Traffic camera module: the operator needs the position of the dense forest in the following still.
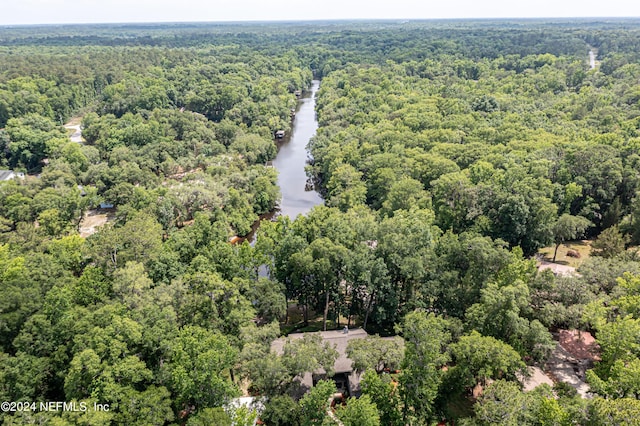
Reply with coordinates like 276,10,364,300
2,19,640,425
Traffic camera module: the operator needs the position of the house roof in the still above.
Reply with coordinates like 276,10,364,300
558,329,600,361
0,170,15,181
271,328,403,397
271,328,369,374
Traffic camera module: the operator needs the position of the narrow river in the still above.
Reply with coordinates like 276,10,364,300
240,80,324,244
273,80,324,218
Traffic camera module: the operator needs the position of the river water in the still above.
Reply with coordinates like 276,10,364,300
273,80,324,218
589,50,596,70
240,80,324,244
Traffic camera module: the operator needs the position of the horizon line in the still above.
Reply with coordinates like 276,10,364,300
2,16,640,29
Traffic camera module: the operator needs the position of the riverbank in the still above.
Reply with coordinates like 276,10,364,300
232,80,324,244
272,80,324,219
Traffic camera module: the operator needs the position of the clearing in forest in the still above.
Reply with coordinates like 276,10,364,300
79,209,114,237
538,240,592,269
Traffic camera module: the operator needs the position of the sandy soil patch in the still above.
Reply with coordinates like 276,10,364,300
64,117,84,143
538,240,592,268
79,209,114,237
537,260,579,276
518,366,555,392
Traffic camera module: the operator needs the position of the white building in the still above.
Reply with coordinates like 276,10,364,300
0,170,25,181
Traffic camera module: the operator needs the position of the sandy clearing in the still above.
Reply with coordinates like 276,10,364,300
518,366,555,392
79,209,114,237
64,117,84,143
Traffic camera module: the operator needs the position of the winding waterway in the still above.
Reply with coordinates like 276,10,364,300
273,80,324,218
240,80,324,245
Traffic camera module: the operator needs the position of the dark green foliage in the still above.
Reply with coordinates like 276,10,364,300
261,395,302,426
592,225,628,258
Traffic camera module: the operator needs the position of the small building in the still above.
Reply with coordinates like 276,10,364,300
0,170,25,181
275,130,285,139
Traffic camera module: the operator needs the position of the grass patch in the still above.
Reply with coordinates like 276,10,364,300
64,116,83,126
280,302,363,336
538,240,592,268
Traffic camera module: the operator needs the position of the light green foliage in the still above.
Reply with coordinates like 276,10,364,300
615,272,640,317
229,405,259,426
587,315,640,392
238,323,289,396
87,212,163,271
299,380,337,426
535,397,571,426
238,325,337,397
449,331,526,389
46,234,85,274
165,326,238,409
587,358,640,398
170,270,255,335
327,163,367,212
3,20,640,425
64,349,102,399
287,236,349,330
380,177,431,217
598,316,640,366
3,113,68,170
111,261,153,309
399,311,451,423
224,187,258,236
430,231,512,317
526,384,573,426
376,209,438,324
360,369,402,426
346,335,404,373
335,394,381,426
431,171,476,233
251,169,280,214
186,407,232,426
283,334,339,379
0,243,24,281
587,398,640,426
106,385,174,426
583,272,640,398
229,133,277,165
466,253,554,362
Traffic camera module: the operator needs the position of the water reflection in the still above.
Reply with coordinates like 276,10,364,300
272,79,324,218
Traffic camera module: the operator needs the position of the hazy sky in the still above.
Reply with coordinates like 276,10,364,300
2,0,639,26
